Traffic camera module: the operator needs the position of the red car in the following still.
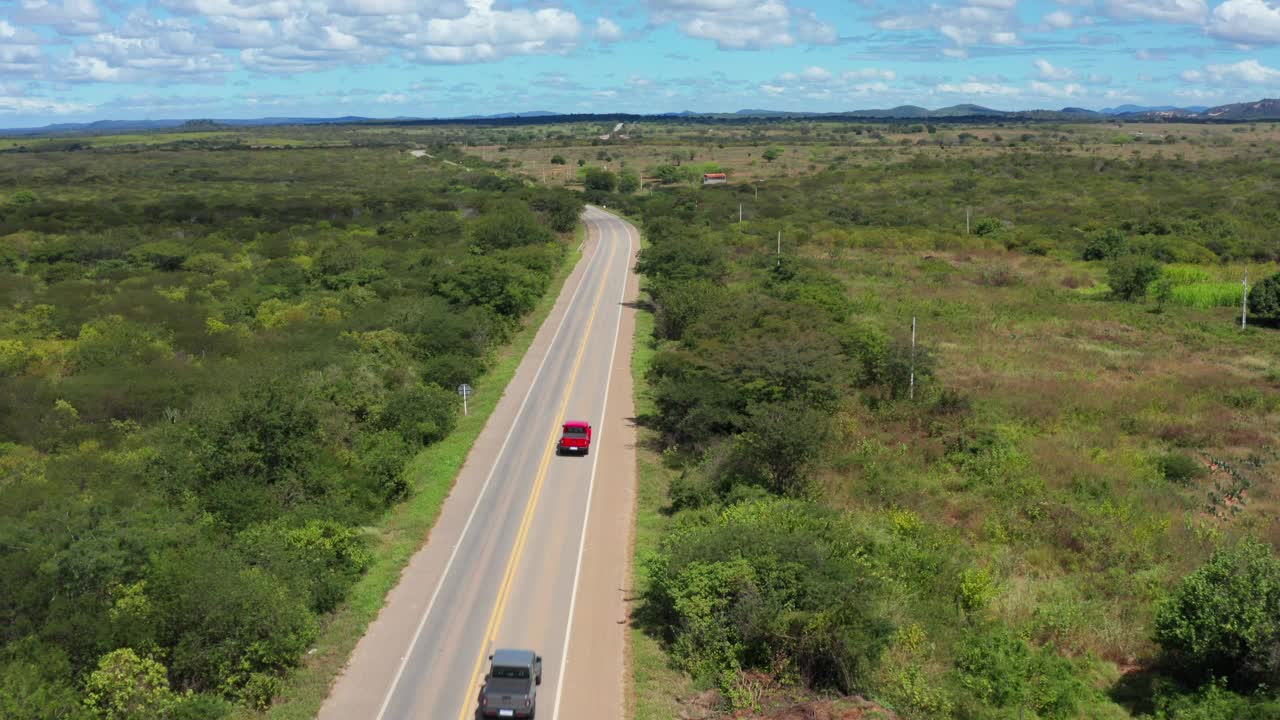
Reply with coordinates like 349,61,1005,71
556,421,592,456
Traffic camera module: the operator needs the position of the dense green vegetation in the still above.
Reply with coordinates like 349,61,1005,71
0,144,581,716
613,152,1280,718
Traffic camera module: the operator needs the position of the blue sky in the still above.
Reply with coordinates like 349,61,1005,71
5,0,1280,126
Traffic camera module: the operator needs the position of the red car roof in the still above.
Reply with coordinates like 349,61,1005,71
563,420,590,428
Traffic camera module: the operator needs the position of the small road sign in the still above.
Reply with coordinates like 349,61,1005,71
458,383,472,415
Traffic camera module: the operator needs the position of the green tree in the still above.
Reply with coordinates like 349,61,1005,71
1155,537,1280,690
618,171,641,194
726,400,832,497
583,167,617,192
549,154,566,165
1249,272,1280,319
83,648,177,720
1107,255,1163,301
1083,228,1127,261
762,146,784,163
0,639,88,720
468,202,555,253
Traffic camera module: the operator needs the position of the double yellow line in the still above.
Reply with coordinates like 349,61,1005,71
454,228,618,720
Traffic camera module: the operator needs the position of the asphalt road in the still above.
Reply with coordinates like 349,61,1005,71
320,206,638,720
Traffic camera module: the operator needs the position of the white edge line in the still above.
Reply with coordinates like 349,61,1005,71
550,208,633,720
373,210,606,720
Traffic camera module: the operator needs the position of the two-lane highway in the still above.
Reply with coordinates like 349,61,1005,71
321,206,638,720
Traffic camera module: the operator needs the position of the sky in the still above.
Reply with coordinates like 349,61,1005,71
5,0,1280,126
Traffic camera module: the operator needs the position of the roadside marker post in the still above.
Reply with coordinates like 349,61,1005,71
458,383,472,416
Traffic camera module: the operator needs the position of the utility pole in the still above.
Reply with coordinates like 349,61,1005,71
1242,267,1249,330
739,203,743,223
909,317,917,401
965,207,971,235
777,230,781,255
754,183,758,200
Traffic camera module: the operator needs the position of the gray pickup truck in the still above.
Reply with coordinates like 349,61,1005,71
480,648,542,718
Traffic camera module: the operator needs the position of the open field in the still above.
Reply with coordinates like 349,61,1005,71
467,120,1280,185
604,148,1280,718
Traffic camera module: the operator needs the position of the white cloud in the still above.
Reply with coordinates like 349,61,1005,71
0,21,45,74
594,17,624,42
793,7,838,43
1182,58,1280,84
0,94,92,115
799,65,831,81
646,0,836,50
1102,0,1206,24
376,92,407,103
64,29,235,82
760,83,785,94
1208,0,1280,44
1029,80,1086,97
15,0,107,36
159,0,299,21
935,81,1018,95
1044,10,1075,27
878,2,1020,56
410,1,581,63
1035,58,1074,80
843,67,896,81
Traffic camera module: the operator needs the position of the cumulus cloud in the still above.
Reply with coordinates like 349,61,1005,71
1208,0,1280,44
1029,80,1086,97
407,1,581,63
1102,0,1206,24
1035,58,1074,80
646,0,837,50
0,21,46,75
15,0,107,36
63,26,236,82
594,17,624,42
877,1,1021,56
1043,10,1075,28
48,0,587,78
1182,58,1280,85
843,67,896,81
0,94,93,115
935,81,1018,95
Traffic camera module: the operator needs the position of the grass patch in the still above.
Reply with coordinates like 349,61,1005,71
236,236,584,720
1170,282,1244,309
628,243,699,720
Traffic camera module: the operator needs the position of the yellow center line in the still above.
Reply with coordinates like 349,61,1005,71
454,226,617,720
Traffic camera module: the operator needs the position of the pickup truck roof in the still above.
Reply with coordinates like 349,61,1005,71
491,648,537,667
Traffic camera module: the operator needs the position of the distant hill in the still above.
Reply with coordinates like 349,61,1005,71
7,97,1280,137
453,111,558,120
1102,104,1209,115
1202,98,1280,120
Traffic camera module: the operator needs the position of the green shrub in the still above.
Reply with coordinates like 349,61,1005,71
1155,537,1280,690
1083,228,1127,261
1158,453,1207,485
1250,272,1280,319
642,499,892,694
1153,680,1280,719
953,626,1093,718
1107,255,1163,301
82,648,177,720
